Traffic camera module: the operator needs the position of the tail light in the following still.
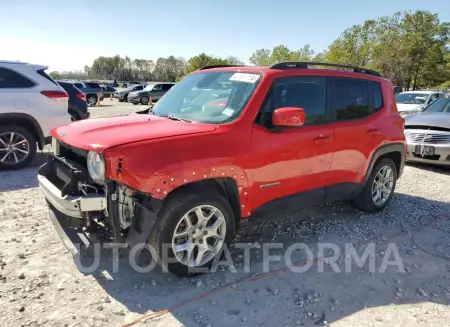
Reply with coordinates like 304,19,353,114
76,93,86,101
41,90,68,99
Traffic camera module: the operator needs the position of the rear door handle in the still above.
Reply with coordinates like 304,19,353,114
367,128,381,135
314,134,333,143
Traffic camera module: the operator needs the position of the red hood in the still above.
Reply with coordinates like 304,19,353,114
51,114,218,152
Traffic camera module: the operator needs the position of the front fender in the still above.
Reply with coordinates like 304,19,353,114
103,124,253,215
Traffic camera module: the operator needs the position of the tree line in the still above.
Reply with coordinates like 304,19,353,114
50,10,449,90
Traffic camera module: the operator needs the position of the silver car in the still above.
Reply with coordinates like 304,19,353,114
404,93,450,166
396,91,444,117
114,84,145,102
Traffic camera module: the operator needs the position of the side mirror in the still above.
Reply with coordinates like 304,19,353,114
272,107,305,127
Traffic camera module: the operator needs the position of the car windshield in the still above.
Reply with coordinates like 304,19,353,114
151,71,260,123
423,94,450,113
396,92,429,104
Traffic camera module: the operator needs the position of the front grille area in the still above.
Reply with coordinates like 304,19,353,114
59,141,88,166
405,131,450,144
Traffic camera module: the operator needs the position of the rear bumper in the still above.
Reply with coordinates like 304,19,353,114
406,143,450,166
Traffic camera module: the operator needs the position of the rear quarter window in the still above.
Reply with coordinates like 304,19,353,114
371,81,383,111
36,69,58,85
329,78,370,121
0,67,36,88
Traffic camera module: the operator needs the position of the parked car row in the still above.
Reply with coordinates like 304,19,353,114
113,82,175,104
1,59,448,175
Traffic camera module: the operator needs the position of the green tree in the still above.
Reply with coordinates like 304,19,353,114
324,20,378,67
182,53,228,76
249,48,271,66
249,44,315,66
290,45,315,62
49,71,62,80
226,56,244,65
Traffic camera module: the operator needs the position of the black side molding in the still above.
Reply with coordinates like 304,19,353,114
364,142,406,184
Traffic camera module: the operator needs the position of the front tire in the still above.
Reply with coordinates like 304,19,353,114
140,96,149,105
353,158,397,213
148,191,235,277
0,125,37,170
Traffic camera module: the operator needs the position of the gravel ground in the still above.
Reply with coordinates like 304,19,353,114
1,99,450,327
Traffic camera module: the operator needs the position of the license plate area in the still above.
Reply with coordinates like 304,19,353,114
414,145,435,155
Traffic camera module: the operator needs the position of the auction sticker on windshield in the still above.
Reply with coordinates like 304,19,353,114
222,108,235,116
229,73,260,84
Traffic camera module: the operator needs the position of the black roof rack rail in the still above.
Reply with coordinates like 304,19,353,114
198,64,247,70
269,61,382,77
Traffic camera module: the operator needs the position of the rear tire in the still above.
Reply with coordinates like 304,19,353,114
353,158,397,213
87,95,98,106
69,111,81,121
140,96,149,105
148,191,235,277
0,125,37,170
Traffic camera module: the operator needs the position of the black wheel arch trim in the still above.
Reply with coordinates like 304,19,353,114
0,112,45,149
364,142,406,184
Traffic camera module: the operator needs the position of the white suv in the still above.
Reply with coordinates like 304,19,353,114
0,61,71,169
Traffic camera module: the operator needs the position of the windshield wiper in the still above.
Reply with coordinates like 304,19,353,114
167,114,192,123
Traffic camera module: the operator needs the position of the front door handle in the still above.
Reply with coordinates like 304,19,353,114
314,134,333,143
367,127,381,135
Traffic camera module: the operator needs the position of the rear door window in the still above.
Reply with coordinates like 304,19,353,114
329,78,370,121
0,67,36,88
162,84,174,91
152,84,163,91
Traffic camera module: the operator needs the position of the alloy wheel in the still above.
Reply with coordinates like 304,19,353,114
0,132,30,165
172,205,226,267
372,165,394,206
87,96,97,106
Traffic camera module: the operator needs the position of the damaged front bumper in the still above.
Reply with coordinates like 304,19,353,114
38,174,107,218
38,149,162,260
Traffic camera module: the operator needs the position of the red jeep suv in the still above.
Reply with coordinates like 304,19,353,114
38,62,406,276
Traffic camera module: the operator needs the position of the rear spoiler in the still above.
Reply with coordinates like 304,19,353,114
33,65,49,71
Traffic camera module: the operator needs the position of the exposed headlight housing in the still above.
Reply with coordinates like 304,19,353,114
87,151,105,184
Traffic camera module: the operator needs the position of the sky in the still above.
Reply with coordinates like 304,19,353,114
1,0,449,72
